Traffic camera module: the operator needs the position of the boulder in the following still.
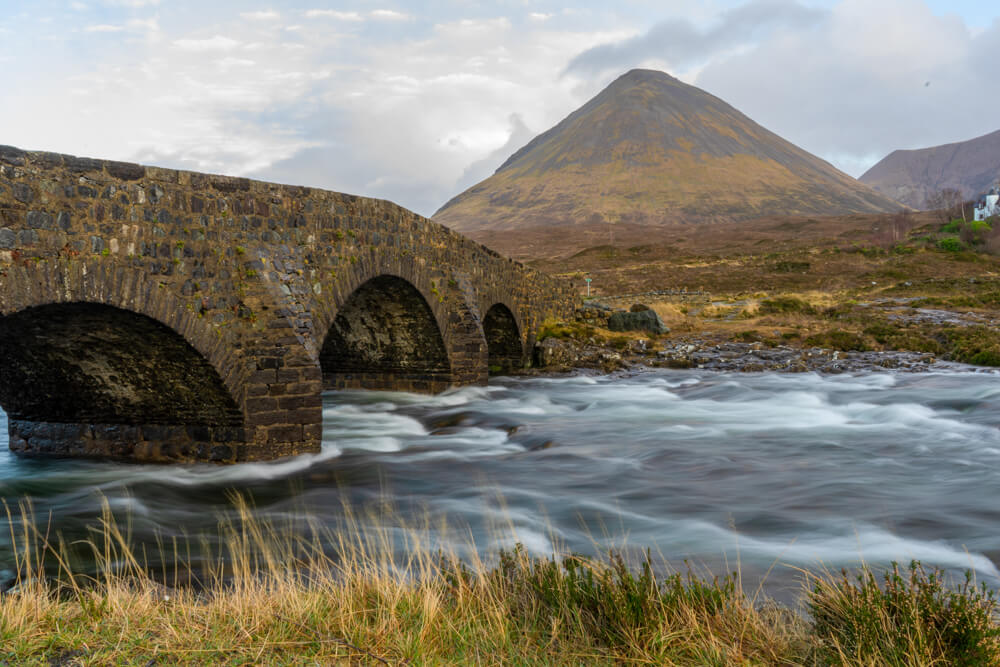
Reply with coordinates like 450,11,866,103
607,309,668,334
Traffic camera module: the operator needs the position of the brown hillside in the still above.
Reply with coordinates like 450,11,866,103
434,69,899,235
860,129,1000,208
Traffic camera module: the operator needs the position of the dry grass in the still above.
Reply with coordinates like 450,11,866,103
3,496,999,665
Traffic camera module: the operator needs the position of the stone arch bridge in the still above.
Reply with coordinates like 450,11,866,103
0,146,575,462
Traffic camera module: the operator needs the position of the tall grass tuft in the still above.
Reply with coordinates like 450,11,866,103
808,560,1000,666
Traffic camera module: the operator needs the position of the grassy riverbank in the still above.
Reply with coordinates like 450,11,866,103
2,499,999,665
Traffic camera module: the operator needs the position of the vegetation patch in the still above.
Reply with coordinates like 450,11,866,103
758,296,816,315
941,326,1000,366
809,562,1000,666
803,329,870,351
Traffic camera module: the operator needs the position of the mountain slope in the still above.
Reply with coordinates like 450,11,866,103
860,129,1000,208
434,69,899,234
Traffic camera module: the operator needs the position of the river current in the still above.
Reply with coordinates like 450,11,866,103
3,368,1000,601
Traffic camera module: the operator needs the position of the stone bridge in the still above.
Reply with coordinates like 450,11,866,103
0,146,575,463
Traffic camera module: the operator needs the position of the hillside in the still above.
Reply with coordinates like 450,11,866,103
434,69,899,235
860,129,1000,208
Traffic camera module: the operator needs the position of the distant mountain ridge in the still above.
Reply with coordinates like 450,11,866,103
434,69,899,234
860,129,1000,209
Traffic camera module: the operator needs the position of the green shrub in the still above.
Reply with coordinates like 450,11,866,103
941,219,963,234
809,561,1000,666
944,326,1000,366
938,237,964,252
968,219,992,233
863,323,944,355
452,546,744,652
804,329,869,351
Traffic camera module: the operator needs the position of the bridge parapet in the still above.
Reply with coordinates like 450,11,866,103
0,146,575,462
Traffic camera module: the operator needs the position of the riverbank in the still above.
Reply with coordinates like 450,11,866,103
2,501,998,665
526,288,1000,376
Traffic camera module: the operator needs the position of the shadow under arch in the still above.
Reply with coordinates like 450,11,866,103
483,303,524,375
0,302,245,460
319,274,453,393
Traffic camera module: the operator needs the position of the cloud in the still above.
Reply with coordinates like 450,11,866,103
173,35,241,52
370,9,411,22
447,113,536,200
84,24,124,32
565,0,823,78
304,10,363,21
241,10,280,21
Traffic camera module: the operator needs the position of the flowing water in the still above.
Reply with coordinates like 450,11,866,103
3,368,1000,602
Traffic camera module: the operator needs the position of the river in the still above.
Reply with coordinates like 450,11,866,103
3,367,1000,602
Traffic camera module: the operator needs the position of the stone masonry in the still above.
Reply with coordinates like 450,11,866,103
0,146,575,463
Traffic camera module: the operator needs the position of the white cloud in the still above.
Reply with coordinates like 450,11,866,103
241,10,280,21
304,9,363,21
173,35,241,52
370,9,411,21
85,24,124,32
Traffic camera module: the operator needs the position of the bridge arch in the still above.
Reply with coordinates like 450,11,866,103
314,256,487,393
483,302,524,374
0,261,250,461
319,274,452,392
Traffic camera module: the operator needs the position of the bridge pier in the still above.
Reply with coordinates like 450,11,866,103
0,146,575,462
8,421,250,462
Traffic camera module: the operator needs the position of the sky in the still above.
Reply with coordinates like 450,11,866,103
1,0,998,217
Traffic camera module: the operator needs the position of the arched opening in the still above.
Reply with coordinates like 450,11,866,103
483,303,523,375
319,275,452,393
0,302,244,461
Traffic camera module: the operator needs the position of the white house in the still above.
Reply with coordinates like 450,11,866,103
974,185,1000,221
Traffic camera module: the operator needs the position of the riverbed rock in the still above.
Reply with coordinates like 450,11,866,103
607,309,668,334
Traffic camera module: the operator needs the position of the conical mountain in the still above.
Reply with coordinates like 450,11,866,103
860,129,1000,208
434,69,899,233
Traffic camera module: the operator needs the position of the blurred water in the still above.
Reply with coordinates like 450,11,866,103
3,368,1000,600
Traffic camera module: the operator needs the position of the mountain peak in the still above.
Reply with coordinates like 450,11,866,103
860,129,1000,207
435,69,898,233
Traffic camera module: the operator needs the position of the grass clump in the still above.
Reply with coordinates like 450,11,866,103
538,319,595,341
942,325,1000,366
808,561,1000,666
439,546,802,664
758,296,816,315
803,329,870,351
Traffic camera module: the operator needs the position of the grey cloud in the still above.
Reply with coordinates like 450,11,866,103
564,0,824,78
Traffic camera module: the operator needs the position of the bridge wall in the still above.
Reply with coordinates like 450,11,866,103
0,146,575,462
